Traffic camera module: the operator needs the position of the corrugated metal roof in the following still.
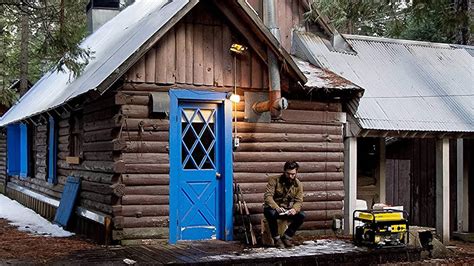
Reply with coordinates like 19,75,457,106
291,56,363,94
0,0,190,126
294,32,474,133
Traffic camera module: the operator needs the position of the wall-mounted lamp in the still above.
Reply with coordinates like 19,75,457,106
228,93,241,103
230,43,248,55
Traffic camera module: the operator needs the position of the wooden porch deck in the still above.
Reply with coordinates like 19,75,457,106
56,240,422,265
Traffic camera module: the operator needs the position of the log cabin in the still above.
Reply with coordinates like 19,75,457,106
0,0,363,244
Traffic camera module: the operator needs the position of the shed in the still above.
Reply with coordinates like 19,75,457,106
293,29,474,243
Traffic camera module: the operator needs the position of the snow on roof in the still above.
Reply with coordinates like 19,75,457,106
0,0,190,126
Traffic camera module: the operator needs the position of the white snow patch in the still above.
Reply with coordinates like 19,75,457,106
201,239,367,261
0,194,74,237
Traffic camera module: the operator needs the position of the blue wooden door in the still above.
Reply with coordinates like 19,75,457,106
174,102,222,241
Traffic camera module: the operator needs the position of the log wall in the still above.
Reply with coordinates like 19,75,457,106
7,92,124,219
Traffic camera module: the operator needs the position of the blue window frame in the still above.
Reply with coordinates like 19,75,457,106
47,116,57,184
7,123,29,178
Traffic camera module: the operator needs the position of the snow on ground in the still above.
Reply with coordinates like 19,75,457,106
202,239,367,261
0,194,73,237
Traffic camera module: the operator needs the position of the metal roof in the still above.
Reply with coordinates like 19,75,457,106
0,0,190,126
293,32,474,133
291,56,363,94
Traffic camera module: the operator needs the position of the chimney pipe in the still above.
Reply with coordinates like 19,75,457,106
86,0,134,34
253,0,287,119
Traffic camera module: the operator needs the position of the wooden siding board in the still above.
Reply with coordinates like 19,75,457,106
145,48,156,83
213,24,223,87
193,24,204,85
166,28,176,84
185,22,194,84
203,25,214,86
176,22,186,83
222,25,233,87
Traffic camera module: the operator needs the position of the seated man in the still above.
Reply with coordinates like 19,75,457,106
263,161,305,248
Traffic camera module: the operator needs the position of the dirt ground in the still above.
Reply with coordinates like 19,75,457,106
1,218,474,264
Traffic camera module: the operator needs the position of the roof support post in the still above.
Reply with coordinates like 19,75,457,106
436,138,450,244
375,137,386,204
344,136,357,235
456,139,469,232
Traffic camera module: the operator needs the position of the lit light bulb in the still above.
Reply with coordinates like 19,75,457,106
229,93,240,103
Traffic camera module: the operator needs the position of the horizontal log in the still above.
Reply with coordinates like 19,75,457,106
83,151,120,161
57,169,116,184
124,164,169,174
122,153,169,164
123,119,169,131
81,180,113,195
119,205,169,217
236,142,344,152
83,115,122,132
84,128,120,142
124,141,169,153
83,140,126,152
236,122,342,135
239,181,343,194
123,185,169,195
233,172,339,183
234,152,343,162
121,174,169,185
36,125,48,132
83,107,119,123
113,227,168,240
120,131,168,142
244,201,343,213
239,191,344,203
58,160,125,173
122,216,169,228
83,93,123,114
282,110,346,124
237,133,342,143
288,100,342,112
123,94,150,105
121,105,149,118
122,195,169,205
233,162,343,173
9,178,61,200
79,199,112,214
300,220,332,230
58,136,69,144
80,191,114,204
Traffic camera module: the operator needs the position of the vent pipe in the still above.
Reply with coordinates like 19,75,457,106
253,0,287,119
86,0,134,34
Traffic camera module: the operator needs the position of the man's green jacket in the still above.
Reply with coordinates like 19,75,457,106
263,174,304,212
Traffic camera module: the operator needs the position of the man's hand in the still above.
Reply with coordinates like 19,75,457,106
288,208,297,216
275,207,286,213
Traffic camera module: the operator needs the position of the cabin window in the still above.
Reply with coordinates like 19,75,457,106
7,123,29,178
28,124,35,178
69,111,84,159
47,116,57,184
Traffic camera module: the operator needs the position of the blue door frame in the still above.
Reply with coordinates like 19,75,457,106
169,89,233,244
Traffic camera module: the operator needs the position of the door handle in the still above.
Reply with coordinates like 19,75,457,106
216,172,221,179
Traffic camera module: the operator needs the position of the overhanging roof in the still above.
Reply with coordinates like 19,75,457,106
0,0,306,127
294,31,474,133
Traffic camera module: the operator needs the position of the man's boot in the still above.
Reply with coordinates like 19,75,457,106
281,234,294,248
273,236,285,248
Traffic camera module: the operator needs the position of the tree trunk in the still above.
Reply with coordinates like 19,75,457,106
19,11,29,96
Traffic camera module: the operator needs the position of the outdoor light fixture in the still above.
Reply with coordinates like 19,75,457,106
229,93,240,103
230,43,247,54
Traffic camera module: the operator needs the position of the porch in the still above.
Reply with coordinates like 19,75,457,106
55,239,422,265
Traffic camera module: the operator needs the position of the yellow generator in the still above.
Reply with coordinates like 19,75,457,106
353,209,409,248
